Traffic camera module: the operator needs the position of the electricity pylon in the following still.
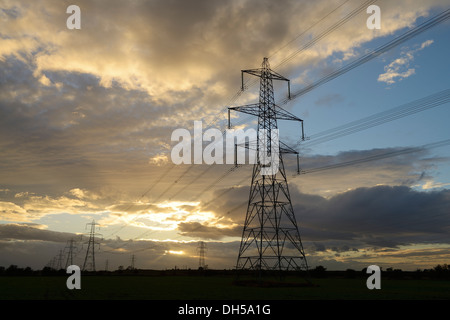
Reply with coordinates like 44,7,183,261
229,57,308,279
198,241,207,270
82,220,101,272
64,238,77,269
130,254,136,270
55,249,64,270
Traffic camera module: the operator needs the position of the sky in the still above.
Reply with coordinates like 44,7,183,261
1,0,450,272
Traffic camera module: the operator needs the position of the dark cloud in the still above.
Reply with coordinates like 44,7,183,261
0,56,177,197
177,221,241,240
196,181,450,247
0,223,75,242
201,184,251,223
289,146,443,196
294,185,450,247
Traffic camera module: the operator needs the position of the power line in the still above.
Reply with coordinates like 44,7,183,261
273,0,378,69
104,162,176,238
299,138,450,175
279,8,450,105
300,87,450,148
238,0,376,101
267,0,353,59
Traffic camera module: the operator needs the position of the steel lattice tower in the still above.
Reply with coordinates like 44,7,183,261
82,220,101,272
64,238,77,269
197,241,207,270
55,249,64,270
130,254,136,270
229,57,308,278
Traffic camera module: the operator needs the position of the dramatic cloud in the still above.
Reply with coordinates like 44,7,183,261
175,146,449,245
291,146,443,196
0,223,74,242
178,222,241,240
0,191,103,222
1,0,446,188
295,185,450,245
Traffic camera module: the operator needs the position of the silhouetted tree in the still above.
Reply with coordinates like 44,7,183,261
311,265,327,278
433,264,450,279
6,265,21,275
345,268,356,278
41,266,55,275
23,266,33,275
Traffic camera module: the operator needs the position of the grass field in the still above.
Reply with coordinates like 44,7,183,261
1,274,449,300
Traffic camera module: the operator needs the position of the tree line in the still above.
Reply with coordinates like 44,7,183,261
1,264,450,279
309,264,450,279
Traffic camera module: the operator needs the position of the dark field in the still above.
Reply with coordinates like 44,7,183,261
1,272,449,300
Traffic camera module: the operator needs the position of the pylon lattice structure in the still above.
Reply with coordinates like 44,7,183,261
197,241,207,270
130,254,136,270
64,238,77,269
55,249,64,270
229,57,308,277
82,220,101,272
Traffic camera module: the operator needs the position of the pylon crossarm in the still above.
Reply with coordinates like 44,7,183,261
274,105,303,122
280,142,298,154
241,68,290,83
228,103,260,117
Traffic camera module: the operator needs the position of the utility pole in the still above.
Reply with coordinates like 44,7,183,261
229,57,308,279
82,220,101,272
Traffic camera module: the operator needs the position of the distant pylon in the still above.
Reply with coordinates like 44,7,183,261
55,249,64,270
47,257,56,270
64,238,77,269
130,254,136,270
82,220,101,272
197,241,207,270
229,57,308,279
